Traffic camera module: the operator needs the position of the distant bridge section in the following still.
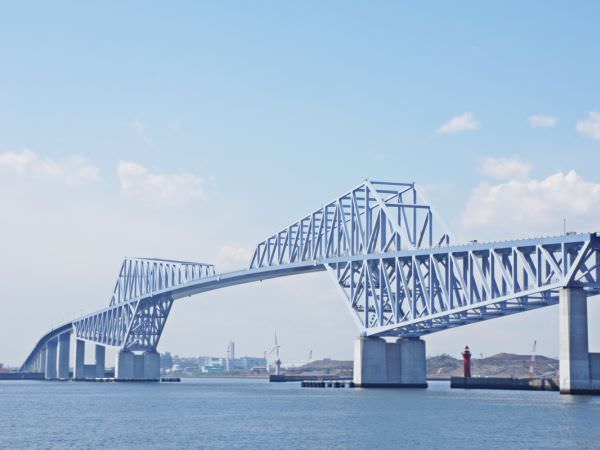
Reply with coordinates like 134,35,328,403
20,258,215,373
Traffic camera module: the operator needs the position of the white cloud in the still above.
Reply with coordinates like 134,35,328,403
576,111,600,140
132,118,152,144
216,245,253,272
461,170,600,240
0,148,100,186
480,156,532,180
528,115,557,128
117,161,206,207
437,112,480,134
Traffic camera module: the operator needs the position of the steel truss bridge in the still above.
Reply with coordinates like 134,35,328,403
21,180,600,372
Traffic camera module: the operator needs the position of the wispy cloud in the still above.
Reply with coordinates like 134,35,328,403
0,148,100,186
117,161,206,207
528,115,557,128
436,112,480,134
132,118,152,144
576,111,600,140
480,156,532,180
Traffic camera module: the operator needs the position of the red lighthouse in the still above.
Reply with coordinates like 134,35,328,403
462,345,472,378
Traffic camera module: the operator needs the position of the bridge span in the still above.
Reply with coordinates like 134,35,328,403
20,180,600,394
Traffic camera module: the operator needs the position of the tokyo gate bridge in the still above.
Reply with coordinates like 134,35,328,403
19,180,600,394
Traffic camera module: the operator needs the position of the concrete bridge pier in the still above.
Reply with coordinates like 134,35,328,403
353,336,427,387
143,351,160,381
559,287,600,394
115,350,134,380
95,344,105,378
35,348,46,373
44,338,58,380
74,341,107,380
115,350,159,381
74,339,85,380
57,332,71,380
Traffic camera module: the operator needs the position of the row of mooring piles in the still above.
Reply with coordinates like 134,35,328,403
301,380,350,388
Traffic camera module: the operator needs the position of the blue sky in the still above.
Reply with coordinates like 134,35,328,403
1,2,600,366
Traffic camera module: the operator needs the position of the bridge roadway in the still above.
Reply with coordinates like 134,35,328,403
19,180,600,394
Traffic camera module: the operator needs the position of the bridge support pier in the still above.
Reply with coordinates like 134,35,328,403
559,287,600,394
353,336,427,388
115,350,159,381
74,339,85,380
44,338,58,380
73,342,107,380
57,332,71,380
95,344,105,378
115,350,135,380
143,351,160,381
38,348,46,374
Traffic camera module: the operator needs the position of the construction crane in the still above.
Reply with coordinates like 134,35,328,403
528,340,537,379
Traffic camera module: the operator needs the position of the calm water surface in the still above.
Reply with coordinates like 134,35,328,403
1,379,599,449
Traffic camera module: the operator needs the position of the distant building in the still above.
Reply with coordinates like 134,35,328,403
197,356,212,367
160,350,268,375
226,342,235,372
201,357,225,374
226,356,267,372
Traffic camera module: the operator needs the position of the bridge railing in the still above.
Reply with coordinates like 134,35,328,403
249,180,450,269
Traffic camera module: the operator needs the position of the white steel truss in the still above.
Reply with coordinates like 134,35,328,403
110,258,215,306
250,181,450,269
72,258,214,350
327,234,600,337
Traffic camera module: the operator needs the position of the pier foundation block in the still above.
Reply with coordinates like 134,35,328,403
74,339,85,380
133,354,145,379
57,333,71,380
115,350,135,380
95,344,105,378
143,351,160,380
115,349,160,381
45,338,58,380
559,287,600,394
353,336,427,387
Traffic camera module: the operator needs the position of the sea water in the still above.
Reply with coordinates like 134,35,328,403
1,379,600,449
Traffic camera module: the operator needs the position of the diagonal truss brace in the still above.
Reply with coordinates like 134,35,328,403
326,234,600,337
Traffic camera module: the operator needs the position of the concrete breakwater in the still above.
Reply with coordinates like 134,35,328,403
450,376,558,391
0,372,44,380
